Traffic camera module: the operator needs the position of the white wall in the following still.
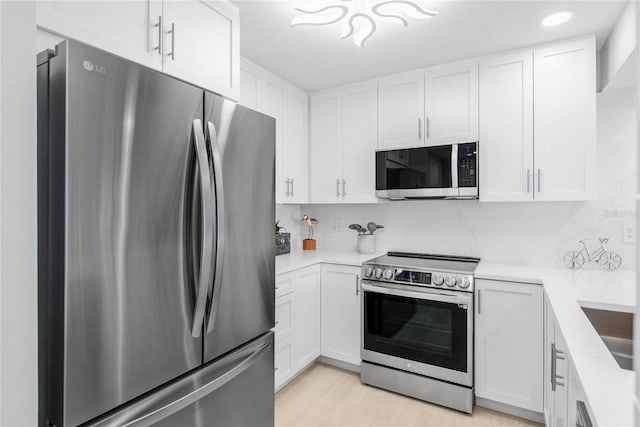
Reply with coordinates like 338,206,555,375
300,87,638,270
0,1,38,426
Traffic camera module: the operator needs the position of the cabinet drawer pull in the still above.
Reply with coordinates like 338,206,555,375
153,15,163,55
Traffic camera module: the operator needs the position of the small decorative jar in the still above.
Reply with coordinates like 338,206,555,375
357,234,376,254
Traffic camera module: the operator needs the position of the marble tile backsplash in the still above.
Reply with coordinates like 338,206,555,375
288,87,638,270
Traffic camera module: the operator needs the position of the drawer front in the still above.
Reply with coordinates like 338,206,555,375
276,273,294,298
275,294,293,337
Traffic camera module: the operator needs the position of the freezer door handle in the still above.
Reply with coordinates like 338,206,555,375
205,121,226,333
190,119,215,338
85,334,272,427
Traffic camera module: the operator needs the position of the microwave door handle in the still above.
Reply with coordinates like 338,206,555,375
451,144,458,189
190,119,214,338
205,121,225,333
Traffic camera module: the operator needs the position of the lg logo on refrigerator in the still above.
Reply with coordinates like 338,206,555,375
82,60,106,75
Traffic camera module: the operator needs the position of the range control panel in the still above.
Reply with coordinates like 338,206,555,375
361,265,474,292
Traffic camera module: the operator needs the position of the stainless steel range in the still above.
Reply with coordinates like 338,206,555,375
360,252,480,413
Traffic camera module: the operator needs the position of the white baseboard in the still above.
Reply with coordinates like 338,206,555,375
318,356,361,373
475,397,545,424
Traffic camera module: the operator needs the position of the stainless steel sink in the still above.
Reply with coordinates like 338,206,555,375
581,307,633,370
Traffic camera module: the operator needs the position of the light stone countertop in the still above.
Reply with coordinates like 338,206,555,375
476,263,636,427
275,249,384,275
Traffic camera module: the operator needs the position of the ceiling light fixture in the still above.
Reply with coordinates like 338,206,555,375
291,0,438,47
540,10,574,27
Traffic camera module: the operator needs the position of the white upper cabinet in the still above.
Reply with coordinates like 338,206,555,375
257,78,285,202
36,0,163,69
475,279,543,412
282,91,309,203
239,67,259,109
378,72,425,149
479,51,534,202
341,83,378,203
424,61,478,145
533,38,596,201
37,0,240,100
310,91,342,203
162,1,239,99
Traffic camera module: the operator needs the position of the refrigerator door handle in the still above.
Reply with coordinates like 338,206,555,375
205,121,225,333
85,334,272,427
190,119,215,338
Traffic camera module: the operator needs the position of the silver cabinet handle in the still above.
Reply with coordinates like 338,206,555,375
167,23,175,61
190,119,214,338
555,374,565,387
425,116,430,139
526,169,531,193
284,179,291,197
291,178,294,197
275,321,280,325
342,179,346,197
477,289,481,314
418,117,422,139
537,168,541,193
355,275,360,296
206,122,226,333
153,15,163,55
337,179,341,197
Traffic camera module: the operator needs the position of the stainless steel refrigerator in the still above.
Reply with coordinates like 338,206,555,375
37,40,275,426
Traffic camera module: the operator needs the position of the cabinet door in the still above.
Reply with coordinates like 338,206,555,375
552,327,569,427
162,0,239,100
475,279,543,412
239,66,259,109
293,267,321,369
282,90,309,203
479,51,534,202
424,61,478,145
257,79,285,203
36,0,162,69
274,335,294,390
310,91,342,203
378,72,425,148
544,294,556,426
341,83,378,203
533,38,596,201
320,264,361,366
275,293,293,337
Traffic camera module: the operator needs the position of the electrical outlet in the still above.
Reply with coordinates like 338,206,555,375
335,218,344,232
622,224,636,243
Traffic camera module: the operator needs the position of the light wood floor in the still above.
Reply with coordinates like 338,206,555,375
276,363,542,427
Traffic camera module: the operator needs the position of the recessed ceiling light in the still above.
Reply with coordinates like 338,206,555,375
540,10,574,27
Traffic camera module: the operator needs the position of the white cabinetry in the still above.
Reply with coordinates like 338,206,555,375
424,61,478,145
37,0,239,100
480,37,596,202
544,293,571,427
274,266,321,390
309,83,377,203
320,264,361,366
475,279,543,413
533,38,596,201
241,58,309,204
479,51,534,202
378,72,424,149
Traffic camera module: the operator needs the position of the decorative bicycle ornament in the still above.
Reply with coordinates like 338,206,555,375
564,238,622,271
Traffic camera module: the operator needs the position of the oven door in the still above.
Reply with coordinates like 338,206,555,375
361,281,473,387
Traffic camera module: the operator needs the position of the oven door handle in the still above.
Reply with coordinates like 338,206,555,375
360,283,471,306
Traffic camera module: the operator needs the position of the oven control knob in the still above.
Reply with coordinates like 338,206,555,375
384,269,394,280
458,278,470,289
432,274,444,285
364,266,373,278
445,276,457,287
374,268,383,279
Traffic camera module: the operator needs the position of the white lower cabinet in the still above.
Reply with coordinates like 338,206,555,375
320,264,361,366
544,293,571,427
274,265,321,390
475,279,543,413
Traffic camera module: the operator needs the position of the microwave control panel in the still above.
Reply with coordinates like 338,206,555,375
458,142,477,188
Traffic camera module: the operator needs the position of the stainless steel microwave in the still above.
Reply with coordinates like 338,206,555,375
375,142,478,200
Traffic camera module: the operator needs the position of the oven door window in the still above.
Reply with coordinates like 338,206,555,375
364,291,468,372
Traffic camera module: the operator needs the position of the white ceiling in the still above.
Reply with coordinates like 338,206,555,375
232,0,627,92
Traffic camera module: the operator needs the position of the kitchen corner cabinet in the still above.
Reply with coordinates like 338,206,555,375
544,294,571,427
309,83,378,203
480,37,596,202
36,0,240,100
320,264,361,366
475,279,543,413
241,59,309,204
378,72,425,149
424,61,478,146
274,266,321,390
